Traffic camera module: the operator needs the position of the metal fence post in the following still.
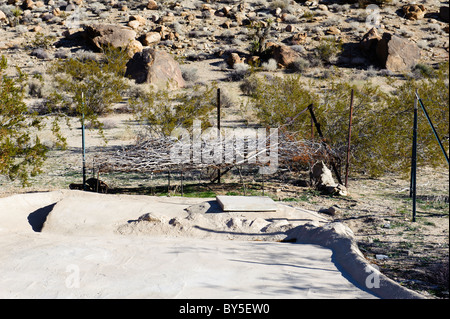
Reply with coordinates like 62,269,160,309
411,93,418,222
345,89,354,188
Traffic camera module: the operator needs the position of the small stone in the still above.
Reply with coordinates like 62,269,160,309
147,0,158,10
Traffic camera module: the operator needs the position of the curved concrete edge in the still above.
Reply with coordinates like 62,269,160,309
285,222,426,299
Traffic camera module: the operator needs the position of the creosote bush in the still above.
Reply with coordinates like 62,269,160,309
48,45,130,135
0,56,63,186
244,62,449,176
129,83,218,137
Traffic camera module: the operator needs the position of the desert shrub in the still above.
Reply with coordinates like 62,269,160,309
247,20,273,57
315,37,343,64
412,63,437,79
129,83,218,137
247,62,449,176
239,74,260,95
261,58,277,71
289,57,310,74
0,56,63,186
246,75,318,134
48,45,129,133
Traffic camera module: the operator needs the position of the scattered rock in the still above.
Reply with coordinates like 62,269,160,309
125,48,185,89
310,161,347,196
126,39,143,58
0,10,8,24
141,31,161,46
361,29,420,72
285,24,295,33
290,32,308,45
147,0,158,10
332,184,348,197
402,4,426,20
226,52,242,67
319,205,341,216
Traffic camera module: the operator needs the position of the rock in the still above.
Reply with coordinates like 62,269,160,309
126,39,143,58
85,24,137,51
361,29,420,72
319,205,341,216
332,184,348,197
376,254,389,260
285,24,295,32
0,10,8,24
226,52,242,67
376,33,420,72
326,26,341,35
311,161,336,190
402,4,426,20
440,6,449,23
268,43,300,67
125,48,185,89
290,32,308,45
318,4,328,11
147,0,158,10
141,31,161,46
21,0,35,10
127,20,141,30
360,27,382,56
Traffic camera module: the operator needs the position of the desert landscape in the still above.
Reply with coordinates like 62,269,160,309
0,0,448,299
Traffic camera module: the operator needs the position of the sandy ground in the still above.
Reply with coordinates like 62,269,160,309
0,190,426,299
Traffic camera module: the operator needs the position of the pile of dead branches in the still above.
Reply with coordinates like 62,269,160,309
99,128,338,175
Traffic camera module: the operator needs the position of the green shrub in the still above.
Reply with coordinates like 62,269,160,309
244,74,318,134
246,63,449,176
48,46,129,134
315,37,343,64
0,56,63,186
129,83,218,137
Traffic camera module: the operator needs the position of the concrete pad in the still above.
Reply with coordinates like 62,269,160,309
0,233,377,299
216,195,277,212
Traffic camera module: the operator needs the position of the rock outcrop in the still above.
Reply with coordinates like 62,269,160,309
85,24,137,51
376,33,420,72
125,48,185,89
360,29,420,72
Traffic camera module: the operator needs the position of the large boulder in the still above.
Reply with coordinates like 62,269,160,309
360,29,420,72
376,33,420,72
85,24,137,51
267,43,300,67
125,48,185,89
